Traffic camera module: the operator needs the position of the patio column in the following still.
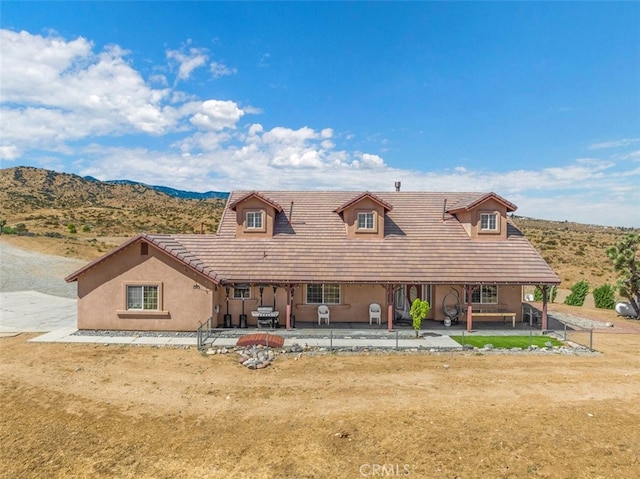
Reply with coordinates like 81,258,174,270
466,284,474,332
286,284,293,330
541,285,549,331
386,285,394,332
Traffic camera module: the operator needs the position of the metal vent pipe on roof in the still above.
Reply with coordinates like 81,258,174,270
395,181,401,192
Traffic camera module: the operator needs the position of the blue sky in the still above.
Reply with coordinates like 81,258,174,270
1,1,639,227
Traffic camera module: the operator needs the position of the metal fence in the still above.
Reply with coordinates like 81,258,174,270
196,316,214,350
552,320,594,351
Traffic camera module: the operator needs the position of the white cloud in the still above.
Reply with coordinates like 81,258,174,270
210,61,237,78
0,145,20,160
166,44,208,82
588,138,639,150
189,100,244,131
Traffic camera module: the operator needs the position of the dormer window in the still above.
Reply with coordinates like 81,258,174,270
245,210,264,230
480,212,498,232
357,212,375,230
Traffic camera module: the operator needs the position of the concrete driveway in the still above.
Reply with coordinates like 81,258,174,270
0,291,77,333
0,241,81,334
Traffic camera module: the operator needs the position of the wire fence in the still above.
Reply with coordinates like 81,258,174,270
552,321,594,351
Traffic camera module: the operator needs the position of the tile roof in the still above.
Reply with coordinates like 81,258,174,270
446,192,518,213
64,234,220,283
334,191,393,213
137,191,559,286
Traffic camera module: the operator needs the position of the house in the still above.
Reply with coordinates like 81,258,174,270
65,190,560,332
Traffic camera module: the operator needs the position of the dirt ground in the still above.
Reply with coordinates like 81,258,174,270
2,312,640,479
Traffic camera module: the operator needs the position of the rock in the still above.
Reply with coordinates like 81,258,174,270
545,341,554,348
484,344,494,350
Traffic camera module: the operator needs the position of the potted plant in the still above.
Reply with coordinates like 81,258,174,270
410,298,430,338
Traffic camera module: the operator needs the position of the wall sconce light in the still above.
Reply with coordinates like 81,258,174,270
193,283,200,290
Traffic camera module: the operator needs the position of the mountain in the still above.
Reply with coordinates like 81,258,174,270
0,166,226,238
84,176,229,200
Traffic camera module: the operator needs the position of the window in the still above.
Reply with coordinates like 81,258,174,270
480,213,498,231
357,212,375,230
126,285,159,310
471,285,498,304
306,284,341,304
246,211,263,229
233,285,251,299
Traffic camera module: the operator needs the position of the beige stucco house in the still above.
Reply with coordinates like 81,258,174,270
66,190,560,332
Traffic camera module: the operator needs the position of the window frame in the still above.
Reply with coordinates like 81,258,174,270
306,283,341,304
355,210,377,234
233,285,251,300
125,283,161,311
479,211,499,233
357,211,375,230
470,285,499,305
245,210,265,231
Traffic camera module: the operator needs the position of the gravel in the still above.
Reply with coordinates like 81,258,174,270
0,241,85,298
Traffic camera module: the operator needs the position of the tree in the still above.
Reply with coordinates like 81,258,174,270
410,298,430,338
606,233,640,319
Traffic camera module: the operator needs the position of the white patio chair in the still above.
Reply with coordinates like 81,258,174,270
317,304,330,325
369,303,382,325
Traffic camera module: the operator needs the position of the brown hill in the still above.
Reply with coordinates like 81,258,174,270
512,216,638,290
0,166,225,258
1,166,637,290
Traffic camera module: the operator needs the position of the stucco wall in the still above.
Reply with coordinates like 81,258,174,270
77,242,215,331
233,197,277,238
218,283,388,326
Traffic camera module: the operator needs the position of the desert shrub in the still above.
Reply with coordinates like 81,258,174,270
3,223,29,235
67,223,77,234
593,284,616,310
534,285,557,303
564,280,589,306
44,232,64,238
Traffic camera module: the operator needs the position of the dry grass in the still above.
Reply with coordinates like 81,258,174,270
2,323,640,479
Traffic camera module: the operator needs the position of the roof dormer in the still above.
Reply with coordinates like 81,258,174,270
447,192,517,240
228,191,283,238
334,192,393,240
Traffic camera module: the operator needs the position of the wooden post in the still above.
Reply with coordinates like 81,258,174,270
387,285,394,332
466,284,474,332
541,285,549,331
286,285,292,330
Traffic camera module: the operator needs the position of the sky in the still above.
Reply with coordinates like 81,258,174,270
1,1,639,227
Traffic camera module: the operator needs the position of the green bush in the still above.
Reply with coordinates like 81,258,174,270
2,223,28,235
564,280,589,306
410,298,430,338
534,285,557,303
593,284,616,310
